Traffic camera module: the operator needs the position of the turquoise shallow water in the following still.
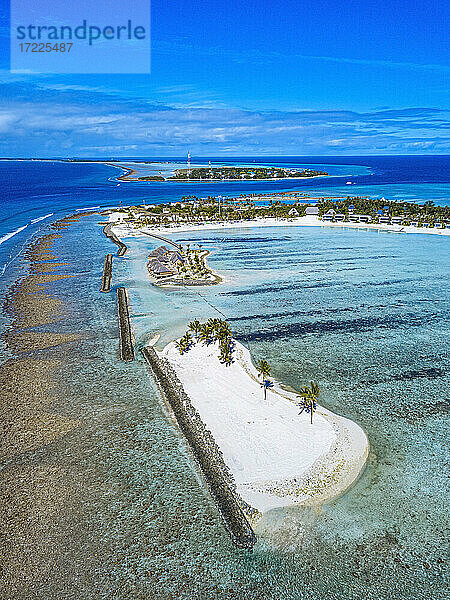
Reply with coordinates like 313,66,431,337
90,221,449,599
2,178,449,597
1,212,448,599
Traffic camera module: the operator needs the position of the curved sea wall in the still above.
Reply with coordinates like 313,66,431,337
141,346,257,550
103,223,127,256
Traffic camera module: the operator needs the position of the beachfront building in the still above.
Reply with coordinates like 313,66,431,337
322,209,336,221
305,206,319,216
288,208,299,216
349,214,372,223
168,251,184,266
378,215,390,224
391,217,404,225
147,259,175,278
149,246,169,258
147,245,186,278
358,215,372,223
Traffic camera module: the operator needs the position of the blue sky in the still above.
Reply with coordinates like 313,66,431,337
0,0,448,156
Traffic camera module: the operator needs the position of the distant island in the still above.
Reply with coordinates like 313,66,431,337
104,162,329,182
167,166,328,181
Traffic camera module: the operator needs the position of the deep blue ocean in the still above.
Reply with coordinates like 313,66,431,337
1,157,449,599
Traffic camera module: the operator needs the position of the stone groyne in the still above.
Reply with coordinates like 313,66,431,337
103,224,127,257
141,346,257,550
117,287,134,361
101,254,113,292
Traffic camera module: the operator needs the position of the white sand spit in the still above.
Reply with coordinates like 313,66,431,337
160,339,368,513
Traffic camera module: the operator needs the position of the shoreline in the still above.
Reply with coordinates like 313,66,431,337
103,162,332,183
159,338,369,513
140,231,222,287
147,249,223,287
111,214,450,240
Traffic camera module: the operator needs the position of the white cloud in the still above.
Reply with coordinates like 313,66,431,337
0,95,448,156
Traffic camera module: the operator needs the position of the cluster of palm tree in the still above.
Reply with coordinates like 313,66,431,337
175,318,235,366
297,381,320,424
256,359,274,400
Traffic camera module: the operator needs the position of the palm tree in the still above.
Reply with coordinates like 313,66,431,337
218,321,232,339
180,332,192,352
257,359,271,380
198,324,214,346
175,336,190,355
256,359,271,400
206,317,221,335
298,381,320,424
219,344,234,366
261,378,274,400
188,319,201,341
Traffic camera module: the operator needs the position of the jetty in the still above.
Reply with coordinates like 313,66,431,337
142,345,257,550
141,231,181,249
103,223,127,256
100,254,113,292
117,287,134,361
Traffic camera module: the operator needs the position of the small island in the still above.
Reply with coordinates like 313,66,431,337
106,161,329,182
168,166,328,181
146,242,220,286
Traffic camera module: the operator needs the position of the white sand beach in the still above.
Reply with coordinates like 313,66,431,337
111,214,450,238
159,339,368,513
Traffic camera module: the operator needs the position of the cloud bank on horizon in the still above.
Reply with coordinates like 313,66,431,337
0,80,448,156
0,0,448,156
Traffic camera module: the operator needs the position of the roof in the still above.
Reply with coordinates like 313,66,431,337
168,253,183,264
149,246,170,258
325,209,335,215
148,259,174,274
305,206,319,215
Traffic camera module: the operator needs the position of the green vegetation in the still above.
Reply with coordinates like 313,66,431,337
170,166,328,180
116,198,308,229
147,242,212,283
318,197,450,224
256,359,273,401
114,194,449,237
298,381,320,424
178,318,235,366
137,175,165,181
